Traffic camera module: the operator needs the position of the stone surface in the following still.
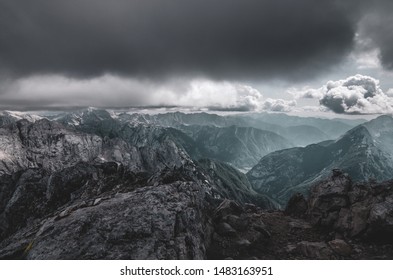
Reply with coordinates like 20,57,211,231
296,241,333,259
0,181,212,260
285,193,308,218
328,239,352,257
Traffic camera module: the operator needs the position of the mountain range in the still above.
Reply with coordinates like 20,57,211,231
247,115,393,205
1,108,392,260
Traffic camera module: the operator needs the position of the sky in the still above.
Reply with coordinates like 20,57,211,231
0,0,393,115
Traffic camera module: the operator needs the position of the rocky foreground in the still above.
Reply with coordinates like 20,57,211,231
0,167,392,260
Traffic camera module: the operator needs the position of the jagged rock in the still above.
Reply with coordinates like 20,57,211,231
286,244,297,253
307,170,352,227
214,200,244,219
304,171,393,242
296,241,333,259
0,182,212,260
285,193,308,218
336,204,369,237
0,119,102,175
235,239,251,247
367,200,393,240
253,223,271,238
244,203,258,212
288,219,312,230
224,215,249,232
328,239,352,256
216,222,237,237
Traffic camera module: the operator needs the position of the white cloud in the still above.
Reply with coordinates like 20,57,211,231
318,75,393,114
0,74,297,112
174,80,264,111
288,86,324,99
289,75,393,114
261,98,297,112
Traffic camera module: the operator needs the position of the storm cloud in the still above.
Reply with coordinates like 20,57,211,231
355,0,393,70
0,0,356,80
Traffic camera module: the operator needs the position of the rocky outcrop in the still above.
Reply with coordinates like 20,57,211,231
1,166,393,260
0,180,212,260
0,117,196,176
289,170,393,242
207,200,271,259
0,119,102,175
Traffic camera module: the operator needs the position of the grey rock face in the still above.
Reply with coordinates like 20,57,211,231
0,181,212,260
0,119,102,175
288,170,393,241
285,193,308,218
0,115,197,177
296,241,333,259
328,239,352,256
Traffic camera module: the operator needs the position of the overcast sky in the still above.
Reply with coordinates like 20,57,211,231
0,0,393,115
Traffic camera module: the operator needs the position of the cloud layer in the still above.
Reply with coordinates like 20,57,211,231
0,1,392,111
0,75,295,112
0,0,355,80
293,74,393,114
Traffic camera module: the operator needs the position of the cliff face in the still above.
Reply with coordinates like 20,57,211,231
0,119,102,175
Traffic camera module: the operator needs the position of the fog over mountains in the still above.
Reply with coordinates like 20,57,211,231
1,108,393,259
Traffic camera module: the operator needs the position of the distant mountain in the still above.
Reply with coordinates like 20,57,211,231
117,111,363,147
278,125,330,147
197,158,280,209
0,111,42,126
242,113,365,139
117,111,248,127
0,108,275,207
55,109,292,171
247,115,393,205
181,125,292,171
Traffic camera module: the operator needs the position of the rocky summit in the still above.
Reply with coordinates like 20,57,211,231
0,110,392,259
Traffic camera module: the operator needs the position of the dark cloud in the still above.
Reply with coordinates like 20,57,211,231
0,0,356,80
356,1,393,70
